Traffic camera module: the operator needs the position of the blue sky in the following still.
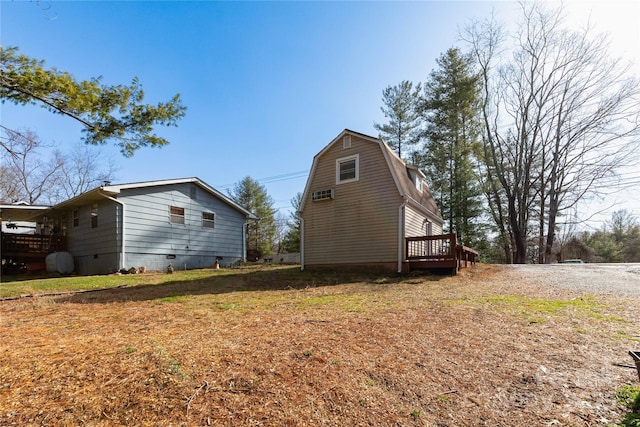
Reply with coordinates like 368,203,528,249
2,1,639,226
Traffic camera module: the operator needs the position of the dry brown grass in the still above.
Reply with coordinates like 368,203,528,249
1,264,639,426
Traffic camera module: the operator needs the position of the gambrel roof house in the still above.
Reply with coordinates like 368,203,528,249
1,178,256,275
299,129,444,273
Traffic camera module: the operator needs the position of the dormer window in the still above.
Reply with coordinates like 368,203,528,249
407,166,425,192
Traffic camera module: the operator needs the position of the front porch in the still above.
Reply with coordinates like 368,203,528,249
405,233,478,274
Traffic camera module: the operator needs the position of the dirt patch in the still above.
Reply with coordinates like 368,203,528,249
1,264,639,426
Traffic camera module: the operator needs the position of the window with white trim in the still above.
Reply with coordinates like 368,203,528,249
336,154,359,184
169,206,185,224
312,189,334,201
202,212,215,228
72,209,79,227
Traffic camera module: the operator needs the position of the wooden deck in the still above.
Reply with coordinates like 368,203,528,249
1,233,67,262
405,233,478,274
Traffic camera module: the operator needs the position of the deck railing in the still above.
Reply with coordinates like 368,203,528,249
405,233,478,273
406,233,456,261
1,233,67,258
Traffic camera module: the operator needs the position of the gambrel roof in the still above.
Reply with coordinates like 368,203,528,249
300,129,441,221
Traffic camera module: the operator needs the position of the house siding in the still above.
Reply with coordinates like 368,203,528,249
405,205,443,237
65,199,120,275
48,180,249,276
119,183,246,272
302,135,403,265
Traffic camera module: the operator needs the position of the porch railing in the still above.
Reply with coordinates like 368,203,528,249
1,233,67,258
405,233,478,272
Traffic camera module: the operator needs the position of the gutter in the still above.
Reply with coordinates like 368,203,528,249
397,197,408,273
99,190,126,270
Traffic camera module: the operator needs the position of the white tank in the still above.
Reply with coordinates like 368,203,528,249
45,252,74,274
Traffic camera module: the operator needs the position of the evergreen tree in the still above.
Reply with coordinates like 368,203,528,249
281,192,302,253
228,177,276,257
577,210,640,262
417,47,484,247
374,80,422,160
1,46,186,157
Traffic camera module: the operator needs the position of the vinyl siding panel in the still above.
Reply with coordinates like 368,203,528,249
405,206,427,237
119,183,246,271
57,182,248,275
404,205,442,237
65,199,120,275
302,136,403,265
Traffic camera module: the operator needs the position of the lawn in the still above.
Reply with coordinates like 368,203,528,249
1,264,639,426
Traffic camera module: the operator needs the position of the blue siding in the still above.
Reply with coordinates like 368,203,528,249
55,181,248,275
65,199,120,275
119,183,246,271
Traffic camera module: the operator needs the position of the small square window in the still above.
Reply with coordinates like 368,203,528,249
170,206,185,224
336,154,359,184
202,212,215,228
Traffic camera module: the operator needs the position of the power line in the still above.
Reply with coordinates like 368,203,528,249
216,170,309,189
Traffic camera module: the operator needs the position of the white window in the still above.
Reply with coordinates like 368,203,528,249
169,206,185,224
202,212,215,228
312,189,334,201
336,154,359,184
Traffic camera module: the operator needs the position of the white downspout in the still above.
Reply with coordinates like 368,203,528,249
242,222,248,262
397,197,408,273
99,190,125,270
299,215,305,271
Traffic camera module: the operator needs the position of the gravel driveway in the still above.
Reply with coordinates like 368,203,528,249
498,263,640,297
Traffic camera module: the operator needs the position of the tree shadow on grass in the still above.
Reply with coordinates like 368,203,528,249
53,267,443,304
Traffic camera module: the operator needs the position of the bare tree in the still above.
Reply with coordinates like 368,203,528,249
0,129,63,204
0,164,21,203
56,142,119,200
465,2,640,263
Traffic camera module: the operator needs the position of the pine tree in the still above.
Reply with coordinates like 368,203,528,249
374,80,422,160
1,46,185,157
281,192,302,253
417,47,484,247
228,176,276,257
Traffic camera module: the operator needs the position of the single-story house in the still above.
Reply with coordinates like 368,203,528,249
1,178,256,275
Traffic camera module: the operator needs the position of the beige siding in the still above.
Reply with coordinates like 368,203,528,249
405,206,426,237
405,205,443,237
302,136,403,265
